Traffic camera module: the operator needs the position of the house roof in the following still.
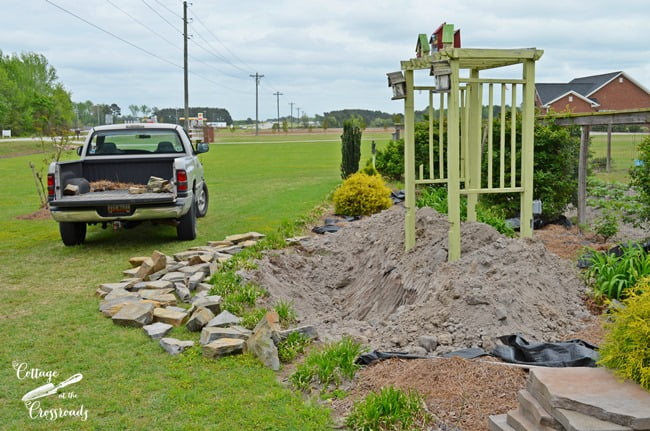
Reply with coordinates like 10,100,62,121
536,71,625,106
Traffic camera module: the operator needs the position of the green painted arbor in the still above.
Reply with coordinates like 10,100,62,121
398,42,543,261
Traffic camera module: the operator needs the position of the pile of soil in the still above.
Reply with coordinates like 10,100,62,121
246,205,593,354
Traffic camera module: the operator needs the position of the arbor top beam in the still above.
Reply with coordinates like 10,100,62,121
544,108,650,126
401,47,543,71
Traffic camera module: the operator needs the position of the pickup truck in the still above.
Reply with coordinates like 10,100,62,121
47,123,209,246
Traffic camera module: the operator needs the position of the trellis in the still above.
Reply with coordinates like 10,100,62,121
395,35,543,261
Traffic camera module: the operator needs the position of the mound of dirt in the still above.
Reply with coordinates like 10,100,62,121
245,206,593,353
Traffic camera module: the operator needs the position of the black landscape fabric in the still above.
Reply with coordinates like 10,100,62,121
491,334,599,367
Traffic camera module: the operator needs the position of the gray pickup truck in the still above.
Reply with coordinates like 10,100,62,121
47,123,209,246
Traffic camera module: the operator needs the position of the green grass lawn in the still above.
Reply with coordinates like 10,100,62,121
590,133,648,183
0,131,390,430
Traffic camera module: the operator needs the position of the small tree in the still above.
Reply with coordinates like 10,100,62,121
340,118,362,179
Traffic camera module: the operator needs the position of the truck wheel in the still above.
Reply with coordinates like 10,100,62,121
59,222,87,246
195,183,209,218
177,201,197,241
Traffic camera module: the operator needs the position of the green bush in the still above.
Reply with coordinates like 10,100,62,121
374,117,579,221
289,336,366,391
345,386,432,431
598,287,650,391
629,136,650,223
333,172,392,216
273,299,297,328
585,244,650,300
592,209,619,243
416,186,515,237
374,121,441,181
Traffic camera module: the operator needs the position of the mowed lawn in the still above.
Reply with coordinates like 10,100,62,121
0,131,390,430
590,133,648,183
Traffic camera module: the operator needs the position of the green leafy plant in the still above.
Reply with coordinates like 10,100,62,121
274,300,297,327
584,244,650,300
629,136,650,223
345,386,433,431
290,336,366,391
240,307,269,330
333,172,392,216
277,332,312,363
598,287,650,390
592,209,619,243
416,186,515,237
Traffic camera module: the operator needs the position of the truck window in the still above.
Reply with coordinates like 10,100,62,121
87,130,184,155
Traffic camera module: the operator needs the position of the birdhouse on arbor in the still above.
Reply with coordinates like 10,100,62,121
386,71,406,100
429,22,461,52
416,33,430,58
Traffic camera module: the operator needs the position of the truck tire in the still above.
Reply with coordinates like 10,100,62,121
195,183,209,218
177,201,197,241
59,222,87,246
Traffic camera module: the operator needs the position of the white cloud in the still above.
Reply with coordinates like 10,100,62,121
0,0,648,120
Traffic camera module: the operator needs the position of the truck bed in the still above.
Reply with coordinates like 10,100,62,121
50,189,175,207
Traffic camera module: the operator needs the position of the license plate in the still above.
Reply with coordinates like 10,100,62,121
107,204,131,215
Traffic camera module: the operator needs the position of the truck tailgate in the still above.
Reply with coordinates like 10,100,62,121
50,190,175,207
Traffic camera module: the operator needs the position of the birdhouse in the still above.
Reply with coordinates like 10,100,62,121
387,71,406,100
416,33,430,58
429,23,461,52
430,60,451,92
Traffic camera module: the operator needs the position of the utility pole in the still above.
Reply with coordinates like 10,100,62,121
250,72,264,135
288,102,295,129
296,107,301,128
273,91,283,131
183,0,189,130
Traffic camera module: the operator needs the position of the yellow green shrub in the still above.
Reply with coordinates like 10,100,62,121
333,172,392,216
598,282,650,390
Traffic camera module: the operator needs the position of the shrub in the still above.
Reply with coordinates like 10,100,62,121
416,186,515,237
598,288,650,391
289,336,366,391
341,118,362,179
592,209,619,243
345,386,433,431
585,244,650,300
629,136,650,223
333,172,392,216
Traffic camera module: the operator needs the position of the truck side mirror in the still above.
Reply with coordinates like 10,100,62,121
196,142,210,154
76,146,83,156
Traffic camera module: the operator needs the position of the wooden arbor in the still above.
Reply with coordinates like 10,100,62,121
396,42,543,261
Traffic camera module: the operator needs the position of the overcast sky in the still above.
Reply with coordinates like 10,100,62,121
1,0,649,121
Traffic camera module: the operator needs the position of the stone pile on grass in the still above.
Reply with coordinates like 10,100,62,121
96,233,275,361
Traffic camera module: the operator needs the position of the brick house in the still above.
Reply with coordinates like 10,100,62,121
535,71,650,114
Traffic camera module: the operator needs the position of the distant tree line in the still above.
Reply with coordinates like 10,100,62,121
0,51,74,136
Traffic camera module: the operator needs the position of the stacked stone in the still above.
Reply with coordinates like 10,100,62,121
488,367,650,431
96,232,318,369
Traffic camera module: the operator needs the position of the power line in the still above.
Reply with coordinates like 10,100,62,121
106,0,178,49
153,0,182,19
45,0,239,94
46,0,182,69
141,0,181,34
190,12,255,74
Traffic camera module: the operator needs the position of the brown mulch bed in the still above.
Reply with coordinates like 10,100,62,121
533,224,610,260
329,356,527,431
